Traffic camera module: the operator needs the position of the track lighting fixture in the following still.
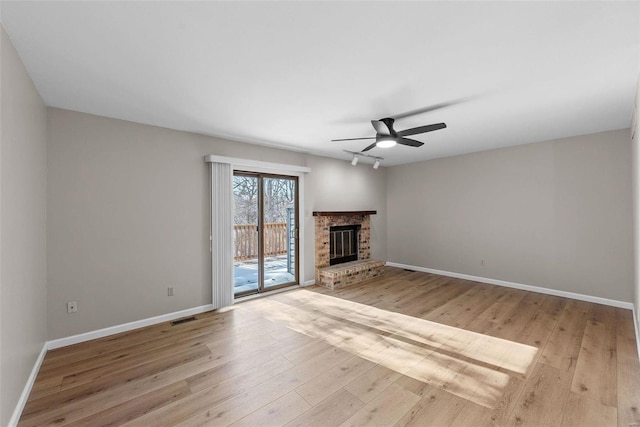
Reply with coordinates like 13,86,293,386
344,150,382,170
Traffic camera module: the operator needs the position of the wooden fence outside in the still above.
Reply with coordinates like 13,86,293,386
234,223,288,260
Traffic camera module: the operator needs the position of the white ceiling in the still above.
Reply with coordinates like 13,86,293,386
1,1,639,166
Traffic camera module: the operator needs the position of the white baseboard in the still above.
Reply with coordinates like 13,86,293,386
8,342,47,427
47,304,214,350
46,281,318,351
387,262,635,310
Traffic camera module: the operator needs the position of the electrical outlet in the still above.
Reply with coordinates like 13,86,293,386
67,301,78,313
168,287,175,297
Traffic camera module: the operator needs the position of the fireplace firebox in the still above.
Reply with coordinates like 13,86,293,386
329,225,360,265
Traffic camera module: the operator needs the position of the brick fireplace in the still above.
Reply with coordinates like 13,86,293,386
313,211,385,289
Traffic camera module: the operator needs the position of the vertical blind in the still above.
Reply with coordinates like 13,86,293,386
205,154,310,306
209,161,234,309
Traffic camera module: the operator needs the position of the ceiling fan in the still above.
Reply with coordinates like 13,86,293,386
332,117,446,152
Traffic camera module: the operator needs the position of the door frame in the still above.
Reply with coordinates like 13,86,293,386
233,170,300,297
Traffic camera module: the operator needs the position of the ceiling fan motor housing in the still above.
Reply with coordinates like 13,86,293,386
379,118,397,136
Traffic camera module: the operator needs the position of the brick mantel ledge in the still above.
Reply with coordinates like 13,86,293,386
312,211,376,216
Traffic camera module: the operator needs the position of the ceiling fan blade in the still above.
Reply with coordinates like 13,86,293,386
361,142,378,152
397,137,424,148
331,137,376,142
371,120,391,136
398,123,446,137
393,98,467,120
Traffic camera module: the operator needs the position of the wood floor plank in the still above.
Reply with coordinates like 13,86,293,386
570,319,617,407
229,391,311,427
22,337,285,420
295,355,377,406
395,371,509,426
589,303,617,330
561,392,617,427
19,346,213,426
492,293,565,350
282,338,335,365
251,298,391,355
403,346,510,409
26,375,62,401
615,308,640,427
126,346,353,427
507,363,571,426
393,382,477,427
343,364,401,403
477,288,528,324
484,375,527,426
21,352,213,418
400,276,472,318
175,361,330,425
340,383,420,427
186,354,294,394
285,389,364,427
539,299,591,377
390,278,441,312
422,282,502,327
58,341,215,389
72,380,192,427
18,267,639,427
448,399,495,427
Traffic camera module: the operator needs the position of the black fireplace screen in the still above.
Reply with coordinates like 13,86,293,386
329,225,360,265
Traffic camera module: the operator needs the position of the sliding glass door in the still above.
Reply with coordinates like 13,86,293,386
233,172,298,297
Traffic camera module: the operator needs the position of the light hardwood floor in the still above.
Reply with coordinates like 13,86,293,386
19,267,640,426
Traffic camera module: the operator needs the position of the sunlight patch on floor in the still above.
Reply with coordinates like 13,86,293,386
283,290,537,375
246,289,538,409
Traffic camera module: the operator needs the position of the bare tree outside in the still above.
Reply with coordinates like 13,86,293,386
233,175,258,224
263,177,295,223
233,175,295,224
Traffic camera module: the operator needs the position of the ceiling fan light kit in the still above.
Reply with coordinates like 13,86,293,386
376,138,397,148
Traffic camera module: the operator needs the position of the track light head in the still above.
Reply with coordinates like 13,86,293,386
373,159,380,169
351,154,359,166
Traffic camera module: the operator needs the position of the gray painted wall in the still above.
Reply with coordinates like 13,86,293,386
0,26,48,425
47,108,387,339
387,129,633,302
